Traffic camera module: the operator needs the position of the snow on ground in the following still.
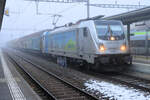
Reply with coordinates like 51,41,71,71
84,79,150,100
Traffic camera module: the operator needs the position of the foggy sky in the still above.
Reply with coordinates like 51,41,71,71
0,0,150,44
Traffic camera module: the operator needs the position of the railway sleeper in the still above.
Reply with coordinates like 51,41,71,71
59,96,87,100
8,51,99,100
53,91,82,95
57,93,85,99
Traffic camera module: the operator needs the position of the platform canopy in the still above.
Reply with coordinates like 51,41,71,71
0,0,6,30
102,6,150,25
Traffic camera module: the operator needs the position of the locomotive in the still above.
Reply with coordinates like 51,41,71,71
8,19,132,71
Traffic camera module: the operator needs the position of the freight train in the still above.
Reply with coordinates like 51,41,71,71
130,21,150,56
8,19,132,71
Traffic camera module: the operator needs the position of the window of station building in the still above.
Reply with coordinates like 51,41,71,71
131,40,145,47
148,40,150,47
83,28,88,37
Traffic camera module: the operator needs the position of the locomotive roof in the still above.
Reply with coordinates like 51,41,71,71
9,19,123,43
50,24,78,34
49,19,122,34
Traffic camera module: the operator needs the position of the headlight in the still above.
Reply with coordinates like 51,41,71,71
120,45,126,51
110,36,115,41
99,44,106,52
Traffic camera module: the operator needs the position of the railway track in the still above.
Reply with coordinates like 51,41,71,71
5,49,150,99
107,73,150,92
6,55,53,100
82,70,150,94
23,50,150,93
6,52,99,100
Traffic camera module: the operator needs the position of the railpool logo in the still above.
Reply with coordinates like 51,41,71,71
65,40,76,51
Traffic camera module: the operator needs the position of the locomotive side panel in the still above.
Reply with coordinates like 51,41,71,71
77,27,97,63
44,30,78,55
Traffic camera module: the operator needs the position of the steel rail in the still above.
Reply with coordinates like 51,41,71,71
6,53,57,100
8,49,150,94
90,72,150,93
8,52,98,100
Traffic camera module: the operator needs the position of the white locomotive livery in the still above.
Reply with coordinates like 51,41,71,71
8,19,132,71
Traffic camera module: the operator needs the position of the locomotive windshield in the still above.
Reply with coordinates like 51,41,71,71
95,20,125,40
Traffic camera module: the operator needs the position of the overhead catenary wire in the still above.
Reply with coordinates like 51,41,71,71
30,3,80,28
5,1,33,31
1,28,37,31
5,0,148,34
12,1,32,24
5,0,84,32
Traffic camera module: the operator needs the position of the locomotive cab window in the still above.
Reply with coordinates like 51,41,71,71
95,20,125,40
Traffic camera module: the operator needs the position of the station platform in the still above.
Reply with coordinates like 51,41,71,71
133,55,150,64
127,56,150,81
0,50,41,100
122,55,150,81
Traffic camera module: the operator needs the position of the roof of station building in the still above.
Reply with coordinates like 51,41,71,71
101,6,150,25
0,0,6,30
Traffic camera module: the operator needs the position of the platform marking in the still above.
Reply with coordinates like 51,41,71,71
0,50,26,100
133,62,150,66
